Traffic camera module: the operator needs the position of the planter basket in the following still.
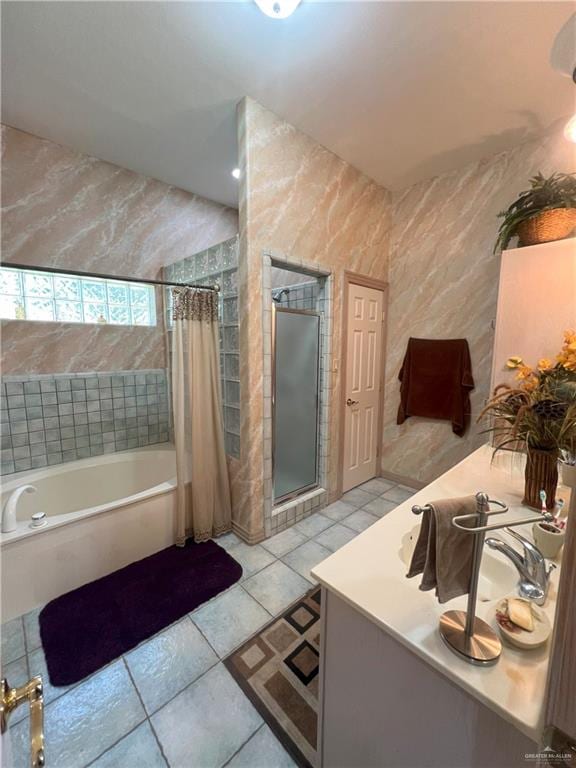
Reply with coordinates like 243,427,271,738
517,208,576,247
523,448,558,510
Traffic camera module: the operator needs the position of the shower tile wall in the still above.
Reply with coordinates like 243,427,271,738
164,235,240,458
0,370,169,476
273,281,319,310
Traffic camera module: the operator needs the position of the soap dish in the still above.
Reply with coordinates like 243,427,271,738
495,598,551,650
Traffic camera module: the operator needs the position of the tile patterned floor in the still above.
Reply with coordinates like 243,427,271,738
1,479,415,768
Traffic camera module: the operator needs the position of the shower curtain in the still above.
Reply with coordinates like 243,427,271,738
171,287,232,545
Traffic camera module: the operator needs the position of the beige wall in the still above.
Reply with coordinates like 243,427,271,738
1,125,238,373
234,98,392,541
381,125,576,485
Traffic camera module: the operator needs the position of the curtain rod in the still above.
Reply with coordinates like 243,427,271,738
0,262,220,292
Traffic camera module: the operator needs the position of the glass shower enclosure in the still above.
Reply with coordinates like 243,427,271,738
272,306,320,503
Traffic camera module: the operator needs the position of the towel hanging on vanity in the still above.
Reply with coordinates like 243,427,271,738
397,338,474,436
407,495,477,603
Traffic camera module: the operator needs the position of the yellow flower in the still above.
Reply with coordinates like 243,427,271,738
557,329,576,372
537,358,552,371
560,353,576,372
506,356,523,369
515,364,534,381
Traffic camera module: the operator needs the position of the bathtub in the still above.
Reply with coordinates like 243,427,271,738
1,446,177,621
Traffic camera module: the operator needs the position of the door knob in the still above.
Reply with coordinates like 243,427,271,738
346,398,359,406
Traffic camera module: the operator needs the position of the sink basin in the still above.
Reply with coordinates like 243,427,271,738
399,525,518,603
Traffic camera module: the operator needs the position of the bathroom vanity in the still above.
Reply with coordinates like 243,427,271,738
312,446,565,768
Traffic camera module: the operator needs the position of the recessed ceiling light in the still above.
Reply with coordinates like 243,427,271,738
231,168,241,180
254,0,302,20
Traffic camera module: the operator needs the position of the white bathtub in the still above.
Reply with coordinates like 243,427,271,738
1,446,177,621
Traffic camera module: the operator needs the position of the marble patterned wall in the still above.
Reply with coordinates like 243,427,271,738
381,125,576,485
1,125,238,374
235,98,392,542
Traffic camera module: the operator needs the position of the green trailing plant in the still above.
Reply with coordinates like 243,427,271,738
494,172,576,253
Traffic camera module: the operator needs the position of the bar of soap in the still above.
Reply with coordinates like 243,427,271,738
507,598,534,632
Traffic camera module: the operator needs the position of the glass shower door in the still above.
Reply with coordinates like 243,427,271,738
273,307,320,503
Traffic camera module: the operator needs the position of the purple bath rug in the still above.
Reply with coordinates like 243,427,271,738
39,539,242,686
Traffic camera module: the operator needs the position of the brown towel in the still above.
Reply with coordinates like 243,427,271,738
407,496,477,603
397,338,474,437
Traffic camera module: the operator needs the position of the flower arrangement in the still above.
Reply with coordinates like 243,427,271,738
479,331,576,509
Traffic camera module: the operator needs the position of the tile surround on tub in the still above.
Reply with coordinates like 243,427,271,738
0,369,169,475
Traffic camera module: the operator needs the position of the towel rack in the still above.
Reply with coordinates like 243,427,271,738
411,491,553,666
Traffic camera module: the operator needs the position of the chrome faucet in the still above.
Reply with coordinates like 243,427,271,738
485,528,555,605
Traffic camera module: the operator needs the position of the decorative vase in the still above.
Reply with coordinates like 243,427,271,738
523,449,558,510
517,208,576,247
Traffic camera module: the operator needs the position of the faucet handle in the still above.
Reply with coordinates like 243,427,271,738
504,527,544,563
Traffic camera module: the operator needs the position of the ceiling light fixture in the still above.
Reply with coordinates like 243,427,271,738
254,0,302,20
231,168,241,180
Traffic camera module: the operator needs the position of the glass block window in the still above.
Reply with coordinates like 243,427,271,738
0,268,156,327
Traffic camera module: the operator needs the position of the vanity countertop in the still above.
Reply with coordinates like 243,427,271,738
311,444,567,743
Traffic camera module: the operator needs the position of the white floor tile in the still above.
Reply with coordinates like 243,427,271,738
1,617,25,664
382,485,416,503
260,527,307,557
314,523,358,553
242,561,310,615
125,618,218,714
191,586,272,658
226,724,297,768
226,541,277,580
281,540,332,583
90,722,167,768
216,532,243,552
322,501,357,522
341,488,377,508
359,478,396,495
293,513,333,538
362,496,398,517
152,663,262,768
341,509,379,533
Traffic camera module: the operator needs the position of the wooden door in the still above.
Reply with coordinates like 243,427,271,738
342,283,384,492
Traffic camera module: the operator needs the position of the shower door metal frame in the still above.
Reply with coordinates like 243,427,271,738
272,304,321,506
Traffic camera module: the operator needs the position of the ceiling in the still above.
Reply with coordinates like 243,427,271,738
2,2,574,207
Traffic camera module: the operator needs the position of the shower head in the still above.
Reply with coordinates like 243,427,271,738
272,288,290,303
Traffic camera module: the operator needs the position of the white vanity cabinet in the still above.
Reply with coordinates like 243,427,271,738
318,590,535,768
312,447,562,767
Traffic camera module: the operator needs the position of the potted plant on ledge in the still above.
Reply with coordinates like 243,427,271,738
494,172,576,253
479,331,576,510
